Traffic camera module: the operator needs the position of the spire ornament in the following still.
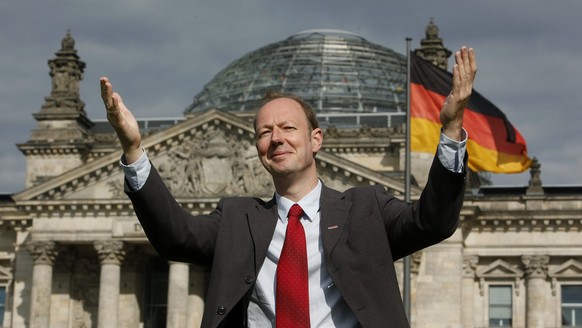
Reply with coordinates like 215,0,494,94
413,18,452,70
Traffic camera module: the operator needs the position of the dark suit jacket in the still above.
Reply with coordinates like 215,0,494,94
127,155,466,328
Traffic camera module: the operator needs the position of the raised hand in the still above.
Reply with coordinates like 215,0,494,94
100,77,143,164
440,47,477,141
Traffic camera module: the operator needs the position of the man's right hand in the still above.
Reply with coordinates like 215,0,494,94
100,77,143,164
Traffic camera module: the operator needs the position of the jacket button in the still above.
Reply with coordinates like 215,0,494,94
245,275,254,284
217,306,226,315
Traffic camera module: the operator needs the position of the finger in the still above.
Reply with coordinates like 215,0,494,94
112,93,124,111
453,62,461,89
106,93,123,118
100,77,113,109
468,48,477,77
452,61,461,93
458,47,469,80
451,51,461,87
462,47,472,81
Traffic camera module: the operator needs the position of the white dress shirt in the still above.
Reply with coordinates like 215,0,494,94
247,180,359,327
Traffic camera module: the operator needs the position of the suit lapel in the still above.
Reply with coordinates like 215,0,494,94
247,197,278,274
245,185,352,273
319,185,352,256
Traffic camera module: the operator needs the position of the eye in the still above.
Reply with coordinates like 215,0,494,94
258,129,271,138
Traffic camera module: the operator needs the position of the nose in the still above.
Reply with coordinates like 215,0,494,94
270,127,284,144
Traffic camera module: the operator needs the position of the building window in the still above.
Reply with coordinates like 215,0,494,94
489,285,512,327
562,285,582,327
143,258,169,328
0,286,5,324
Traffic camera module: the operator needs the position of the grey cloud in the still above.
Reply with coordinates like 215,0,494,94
1,0,581,192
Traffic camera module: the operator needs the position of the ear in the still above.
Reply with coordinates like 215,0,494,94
311,128,323,153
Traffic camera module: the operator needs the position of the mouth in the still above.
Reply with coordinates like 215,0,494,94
269,151,289,160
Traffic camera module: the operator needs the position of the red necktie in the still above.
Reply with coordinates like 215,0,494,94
276,204,310,328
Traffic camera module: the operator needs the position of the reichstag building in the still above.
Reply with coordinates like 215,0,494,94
0,20,581,328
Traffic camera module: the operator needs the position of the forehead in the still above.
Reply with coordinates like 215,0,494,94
256,98,308,126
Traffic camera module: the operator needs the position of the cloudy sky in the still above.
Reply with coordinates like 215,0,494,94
1,0,581,193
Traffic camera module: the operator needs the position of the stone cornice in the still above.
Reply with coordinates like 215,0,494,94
323,124,403,139
461,195,582,232
16,143,91,156
0,199,33,231
13,198,223,219
462,210,582,232
323,145,398,155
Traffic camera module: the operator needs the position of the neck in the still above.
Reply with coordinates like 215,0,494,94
272,169,319,202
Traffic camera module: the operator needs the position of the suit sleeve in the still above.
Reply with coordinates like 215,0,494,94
382,153,467,260
125,163,221,265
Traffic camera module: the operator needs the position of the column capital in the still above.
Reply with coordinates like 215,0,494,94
522,255,549,278
94,240,125,265
27,240,60,265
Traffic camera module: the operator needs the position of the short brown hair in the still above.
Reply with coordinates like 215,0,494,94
254,90,319,132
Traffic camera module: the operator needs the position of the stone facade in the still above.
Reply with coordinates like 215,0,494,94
0,30,580,328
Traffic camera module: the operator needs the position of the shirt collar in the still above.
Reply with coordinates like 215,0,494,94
275,180,322,223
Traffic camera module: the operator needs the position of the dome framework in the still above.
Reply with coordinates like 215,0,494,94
186,29,408,127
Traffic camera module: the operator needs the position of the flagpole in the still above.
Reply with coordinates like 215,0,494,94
403,37,412,321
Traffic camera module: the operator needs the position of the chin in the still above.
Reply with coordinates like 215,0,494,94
268,165,296,177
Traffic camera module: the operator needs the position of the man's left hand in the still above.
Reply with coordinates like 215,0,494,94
440,47,477,141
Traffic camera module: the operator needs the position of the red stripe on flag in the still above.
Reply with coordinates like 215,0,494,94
410,78,530,173
411,83,528,156
463,110,528,155
410,83,443,123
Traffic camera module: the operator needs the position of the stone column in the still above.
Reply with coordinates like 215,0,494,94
522,255,549,328
94,240,125,328
188,265,207,328
167,261,189,328
27,241,59,328
462,255,478,328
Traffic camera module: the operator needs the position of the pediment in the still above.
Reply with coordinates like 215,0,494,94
13,109,417,203
549,259,582,278
477,259,523,278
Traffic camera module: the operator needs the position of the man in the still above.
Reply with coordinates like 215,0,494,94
101,47,476,327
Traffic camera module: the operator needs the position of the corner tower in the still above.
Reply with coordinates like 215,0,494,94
414,18,452,70
17,31,94,187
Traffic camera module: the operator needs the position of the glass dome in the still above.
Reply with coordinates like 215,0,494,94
185,29,407,127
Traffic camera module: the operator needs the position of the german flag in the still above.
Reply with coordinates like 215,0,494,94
410,52,531,173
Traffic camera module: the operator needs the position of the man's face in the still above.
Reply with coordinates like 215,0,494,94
255,98,322,179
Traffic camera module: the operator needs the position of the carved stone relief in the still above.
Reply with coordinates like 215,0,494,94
157,125,273,197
